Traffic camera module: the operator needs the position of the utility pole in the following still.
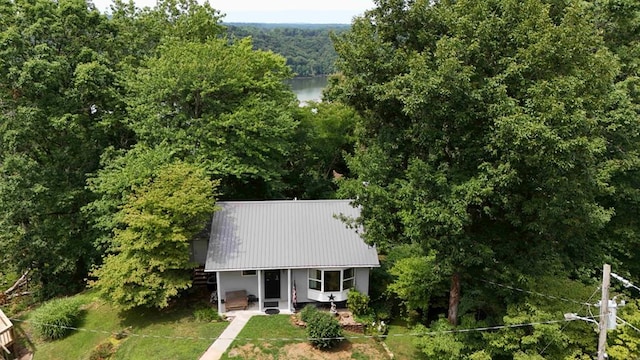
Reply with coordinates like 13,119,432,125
598,264,611,360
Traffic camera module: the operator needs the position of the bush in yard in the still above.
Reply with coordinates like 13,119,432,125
306,311,343,349
373,302,392,322
31,297,84,340
89,341,115,360
193,307,222,322
347,289,369,317
300,304,320,323
365,320,388,339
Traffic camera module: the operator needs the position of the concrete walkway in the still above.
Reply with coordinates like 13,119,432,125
199,311,258,360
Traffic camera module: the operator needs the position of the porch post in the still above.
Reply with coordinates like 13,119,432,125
216,271,222,313
258,270,263,312
287,269,292,312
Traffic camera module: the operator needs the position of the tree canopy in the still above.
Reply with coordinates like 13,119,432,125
0,0,123,296
332,0,640,325
0,0,322,302
90,162,217,310
124,36,297,199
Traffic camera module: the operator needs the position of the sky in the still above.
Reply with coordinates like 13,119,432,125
92,0,376,23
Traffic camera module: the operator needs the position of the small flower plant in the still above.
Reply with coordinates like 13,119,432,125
367,319,388,339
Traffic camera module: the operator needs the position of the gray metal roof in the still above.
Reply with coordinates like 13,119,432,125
204,200,379,271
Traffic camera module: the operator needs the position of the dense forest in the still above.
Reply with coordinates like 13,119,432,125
0,0,352,300
1,0,640,358
227,24,349,77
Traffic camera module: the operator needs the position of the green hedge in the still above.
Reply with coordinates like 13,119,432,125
306,311,343,349
31,297,85,340
347,289,370,316
300,304,320,323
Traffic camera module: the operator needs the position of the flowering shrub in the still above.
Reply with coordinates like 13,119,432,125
366,320,388,339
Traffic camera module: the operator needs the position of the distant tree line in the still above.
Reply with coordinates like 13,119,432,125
227,25,349,77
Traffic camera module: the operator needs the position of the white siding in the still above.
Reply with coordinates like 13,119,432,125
215,267,372,305
218,271,259,298
355,268,370,295
292,269,309,302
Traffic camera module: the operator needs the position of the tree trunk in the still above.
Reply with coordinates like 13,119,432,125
448,272,461,326
3,270,29,295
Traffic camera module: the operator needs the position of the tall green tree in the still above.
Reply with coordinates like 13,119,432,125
91,162,217,310
85,145,177,250
125,36,297,199
333,0,639,324
589,0,640,285
0,0,124,296
284,102,357,199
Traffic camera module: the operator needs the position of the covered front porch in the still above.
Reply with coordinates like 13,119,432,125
211,268,299,314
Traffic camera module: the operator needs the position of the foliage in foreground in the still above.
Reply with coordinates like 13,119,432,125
608,299,640,359
306,310,343,349
333,0,640,328
31,297,85,341
91,162,217,310
193,307,222,322
27,292,229,360
347,289,370,317
300,304,320,323
0,0,124,298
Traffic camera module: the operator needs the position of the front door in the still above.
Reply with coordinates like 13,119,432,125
264,270,280,299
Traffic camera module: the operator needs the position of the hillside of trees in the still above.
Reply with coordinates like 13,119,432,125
328,0,640,357
0,0,352,304
227,24,349,77
1,0,640,358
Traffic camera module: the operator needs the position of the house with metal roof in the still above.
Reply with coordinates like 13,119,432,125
198,199,379,313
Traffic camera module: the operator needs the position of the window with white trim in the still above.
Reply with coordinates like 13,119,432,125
309,269,321,290
343,268,355,290
324,271,340,292
308,268,355,293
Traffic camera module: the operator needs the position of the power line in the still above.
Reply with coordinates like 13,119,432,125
611,273,640,292
616,316,640,334
539,285,601,356
9,317,578,342
480,279,594,306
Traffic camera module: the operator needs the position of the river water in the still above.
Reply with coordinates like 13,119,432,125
287,76,328,104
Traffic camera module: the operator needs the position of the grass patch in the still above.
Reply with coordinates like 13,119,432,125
384,320,424,360
29,293,119,360
113,306,227,360
222,315,306,358
222,314,389,359
23,291,228,360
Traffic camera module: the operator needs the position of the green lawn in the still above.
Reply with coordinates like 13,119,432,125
113,305,227,360
22,291,228,360
384,320,424,360
221,314,389,360
221,315,307,359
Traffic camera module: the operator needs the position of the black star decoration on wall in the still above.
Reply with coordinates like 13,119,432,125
328,294,335,301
